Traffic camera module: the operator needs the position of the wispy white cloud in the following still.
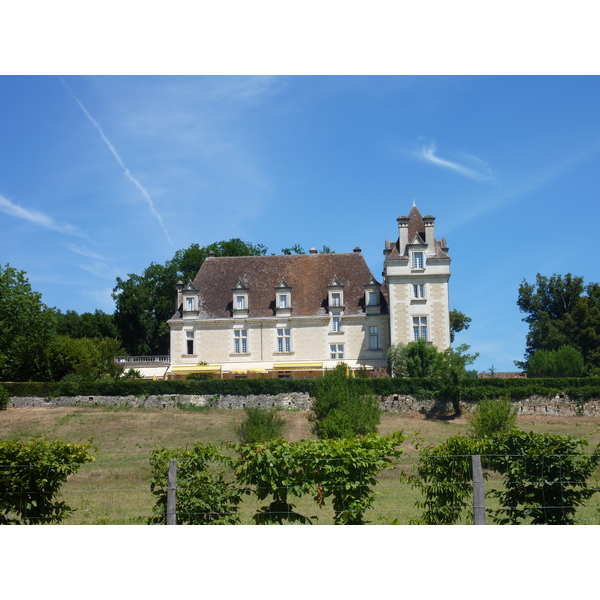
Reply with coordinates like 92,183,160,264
444,141,600,234
65,243,105,261
59,77,175,248
0,194,87,238
418,141,494,181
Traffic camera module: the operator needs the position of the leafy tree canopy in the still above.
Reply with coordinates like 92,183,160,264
517,273,600,373
449,308,471,342
0,264,55,381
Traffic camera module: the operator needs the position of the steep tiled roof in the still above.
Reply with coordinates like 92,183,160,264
386,204,449,259
179,253,387,319
407,205,425,244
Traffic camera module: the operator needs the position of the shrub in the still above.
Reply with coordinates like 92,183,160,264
527,345,585,378
410,431,600,525
310,363,380,439
467,396,518,438
0,384,9,410
121,369,143,380
235,407,286,443
0,438,94,524
148,444,244,525
232,432,405,524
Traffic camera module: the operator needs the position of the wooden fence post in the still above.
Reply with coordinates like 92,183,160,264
167,458,177,525
472,454,486,525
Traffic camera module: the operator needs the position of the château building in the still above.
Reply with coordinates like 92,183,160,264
166,203,451,379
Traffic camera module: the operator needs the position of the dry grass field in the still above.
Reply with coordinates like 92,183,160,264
2,406,600,524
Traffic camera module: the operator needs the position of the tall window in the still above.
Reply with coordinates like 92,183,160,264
369,326,378,350
234,330,248,354
279,295,287,309
277,328,291,353
186,331,194,355
186,297,195,311
412,252,424,269
332,316,341,332
368,291,378,306
413,284,425,298
413,317,427,341
330,344,344,359
236,296,245,310
331,293,341,307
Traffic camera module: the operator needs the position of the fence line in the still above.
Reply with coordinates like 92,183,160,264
2,453,599,524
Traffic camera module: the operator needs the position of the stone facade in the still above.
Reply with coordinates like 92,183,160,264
167,203,451,379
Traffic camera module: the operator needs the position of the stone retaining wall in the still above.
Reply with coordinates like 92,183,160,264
7,392,312,411
8,392,600,416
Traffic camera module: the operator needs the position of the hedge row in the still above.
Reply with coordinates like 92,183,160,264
4,377,600,401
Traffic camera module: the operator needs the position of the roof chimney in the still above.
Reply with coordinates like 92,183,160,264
423,215,435,252
397,216,409,255
353,247,361,253
309,247,318,254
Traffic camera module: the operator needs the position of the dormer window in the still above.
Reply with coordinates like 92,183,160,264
232,279,249,318
364,276,381,315
275,277,292,317
327,275,345,311
182,280,198,317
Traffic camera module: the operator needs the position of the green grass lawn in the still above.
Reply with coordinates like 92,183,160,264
2,406,600,524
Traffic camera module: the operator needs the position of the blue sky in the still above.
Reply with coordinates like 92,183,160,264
1,75,599,372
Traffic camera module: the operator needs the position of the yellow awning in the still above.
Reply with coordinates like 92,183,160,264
248,369,268,373
172,365,222,373
229,370,248,374
273,362,323,370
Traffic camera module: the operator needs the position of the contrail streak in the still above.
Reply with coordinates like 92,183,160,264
59,77,174,247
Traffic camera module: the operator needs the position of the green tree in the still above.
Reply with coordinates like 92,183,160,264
309,363,380,439
0,264,55,381
526,345,586,378
54,309,118,340
517,273,600,373
449,309,472,343
432,344,479,416
46,336,124,382
113,239,267,355
281,244,305,255
387,343,408,377
404,338,440,377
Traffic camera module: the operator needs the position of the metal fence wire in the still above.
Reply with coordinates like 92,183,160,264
2,453,600,524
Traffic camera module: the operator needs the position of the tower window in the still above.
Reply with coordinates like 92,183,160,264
413,317,428,341
412,252,424,269
413,284,425,298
